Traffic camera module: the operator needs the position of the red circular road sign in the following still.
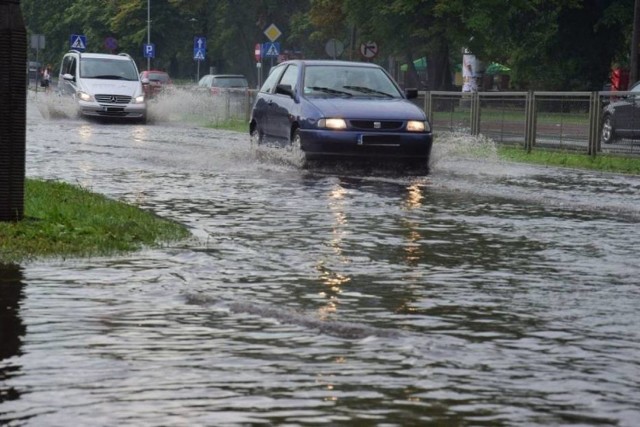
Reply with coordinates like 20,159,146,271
360,41,378,59
255,43,261,62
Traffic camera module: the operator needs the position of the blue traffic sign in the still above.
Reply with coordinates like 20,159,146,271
194,36,206,61
262,42,280,58
70,34,87,52
143,43,155,58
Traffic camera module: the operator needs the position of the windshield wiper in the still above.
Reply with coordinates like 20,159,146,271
308,86,352,97
343,85,394,98
92,75,131,80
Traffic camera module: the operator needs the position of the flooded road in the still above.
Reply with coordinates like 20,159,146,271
1,95,640,426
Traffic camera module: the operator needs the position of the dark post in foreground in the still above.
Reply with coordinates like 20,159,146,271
0,0,27,221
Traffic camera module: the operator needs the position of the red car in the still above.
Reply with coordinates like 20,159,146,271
140,70,173,98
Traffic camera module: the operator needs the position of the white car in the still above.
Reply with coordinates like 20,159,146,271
58,50,147,123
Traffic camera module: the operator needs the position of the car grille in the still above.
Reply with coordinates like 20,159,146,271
349,120,404,130
95,94,132,104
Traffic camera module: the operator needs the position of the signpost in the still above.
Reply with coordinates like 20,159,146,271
70,34,87,52
193,36,206,82
105,36,118,53
262,23,282,70
359,41,378,59
30,34,45,92
325,39,344,59
143,43,155,59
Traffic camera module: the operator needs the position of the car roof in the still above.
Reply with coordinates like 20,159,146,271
276,60,381,68
72,52,133,61
208,74,247,78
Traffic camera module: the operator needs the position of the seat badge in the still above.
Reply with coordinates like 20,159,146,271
358,134,364,145
374,121,381,129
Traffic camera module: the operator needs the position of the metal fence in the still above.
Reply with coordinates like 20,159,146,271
419,90,640,157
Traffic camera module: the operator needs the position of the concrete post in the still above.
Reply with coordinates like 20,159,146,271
0,0,27,221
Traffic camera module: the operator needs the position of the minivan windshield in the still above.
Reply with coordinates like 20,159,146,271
80,58,138,81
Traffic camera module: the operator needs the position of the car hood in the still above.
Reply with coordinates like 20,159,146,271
306,97,425,120
81,79,142,96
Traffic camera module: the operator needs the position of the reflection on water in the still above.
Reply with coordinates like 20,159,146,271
3,97,639,425
0,264,25,404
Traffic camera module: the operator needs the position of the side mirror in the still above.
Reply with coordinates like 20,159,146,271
275,83,294,97
405,88,418,99
62,73,75,82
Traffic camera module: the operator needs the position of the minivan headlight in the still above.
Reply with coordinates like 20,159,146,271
318,118,347,130
133,94,145,104
407,120,428,132
77,91,93,102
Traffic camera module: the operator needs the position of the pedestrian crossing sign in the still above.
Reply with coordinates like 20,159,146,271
194,49,205,61
263,42,280,58
70,34,87,52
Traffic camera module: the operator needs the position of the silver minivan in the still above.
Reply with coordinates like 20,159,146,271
58,50,147,123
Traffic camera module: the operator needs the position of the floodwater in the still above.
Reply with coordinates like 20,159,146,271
1,92,640,426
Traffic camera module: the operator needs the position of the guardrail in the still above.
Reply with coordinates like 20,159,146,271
419,90,640,157
180,86,639,157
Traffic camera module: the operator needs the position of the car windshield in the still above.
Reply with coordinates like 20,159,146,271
147,72,169,82
212,77,248,88
80,58,138,81
303,65,403,99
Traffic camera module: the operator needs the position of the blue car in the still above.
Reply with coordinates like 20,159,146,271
249,60,433,171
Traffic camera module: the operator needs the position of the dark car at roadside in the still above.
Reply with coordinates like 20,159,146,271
140,70,173,99
197,74,248,95
249,59,433,171
602,80,640,144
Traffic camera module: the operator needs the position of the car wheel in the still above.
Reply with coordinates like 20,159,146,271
250,127,263,148
291,129,308,168
601,114,616,144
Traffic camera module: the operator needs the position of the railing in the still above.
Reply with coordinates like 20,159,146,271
419,90,640,157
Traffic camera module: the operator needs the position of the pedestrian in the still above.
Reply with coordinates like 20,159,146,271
41,64,52,93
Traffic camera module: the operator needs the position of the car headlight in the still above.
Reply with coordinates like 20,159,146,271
407,120,429,132
318,118,347,130
132,95,145,104
77,91,93,102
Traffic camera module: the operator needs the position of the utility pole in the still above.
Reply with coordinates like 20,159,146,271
0,0,27,222
631,0,640,84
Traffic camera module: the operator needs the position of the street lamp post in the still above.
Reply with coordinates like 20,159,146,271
147,0,151,70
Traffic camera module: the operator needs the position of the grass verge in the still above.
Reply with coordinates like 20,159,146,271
0,179,190,263
206,118,249,133
498,146,640,175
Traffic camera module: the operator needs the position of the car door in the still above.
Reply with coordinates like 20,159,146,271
58,55,77,97
615,82,640,137
631,84,640,138
267,64,299,142
253,64,286,140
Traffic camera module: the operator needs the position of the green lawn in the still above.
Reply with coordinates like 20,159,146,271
0,179,190,263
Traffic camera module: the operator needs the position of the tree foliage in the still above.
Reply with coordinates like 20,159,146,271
20,0,635,90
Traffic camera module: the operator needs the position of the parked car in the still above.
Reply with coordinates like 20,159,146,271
140,70,173,99
602,80,640,144
249,59,433,170
197,74,248,95
58,50,147,123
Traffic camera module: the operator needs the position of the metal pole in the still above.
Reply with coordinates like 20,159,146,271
147,0,150,70
0,0,27,221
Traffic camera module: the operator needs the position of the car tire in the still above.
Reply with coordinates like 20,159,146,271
250,127,263,148
601,114,616,144
291,129,308,168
